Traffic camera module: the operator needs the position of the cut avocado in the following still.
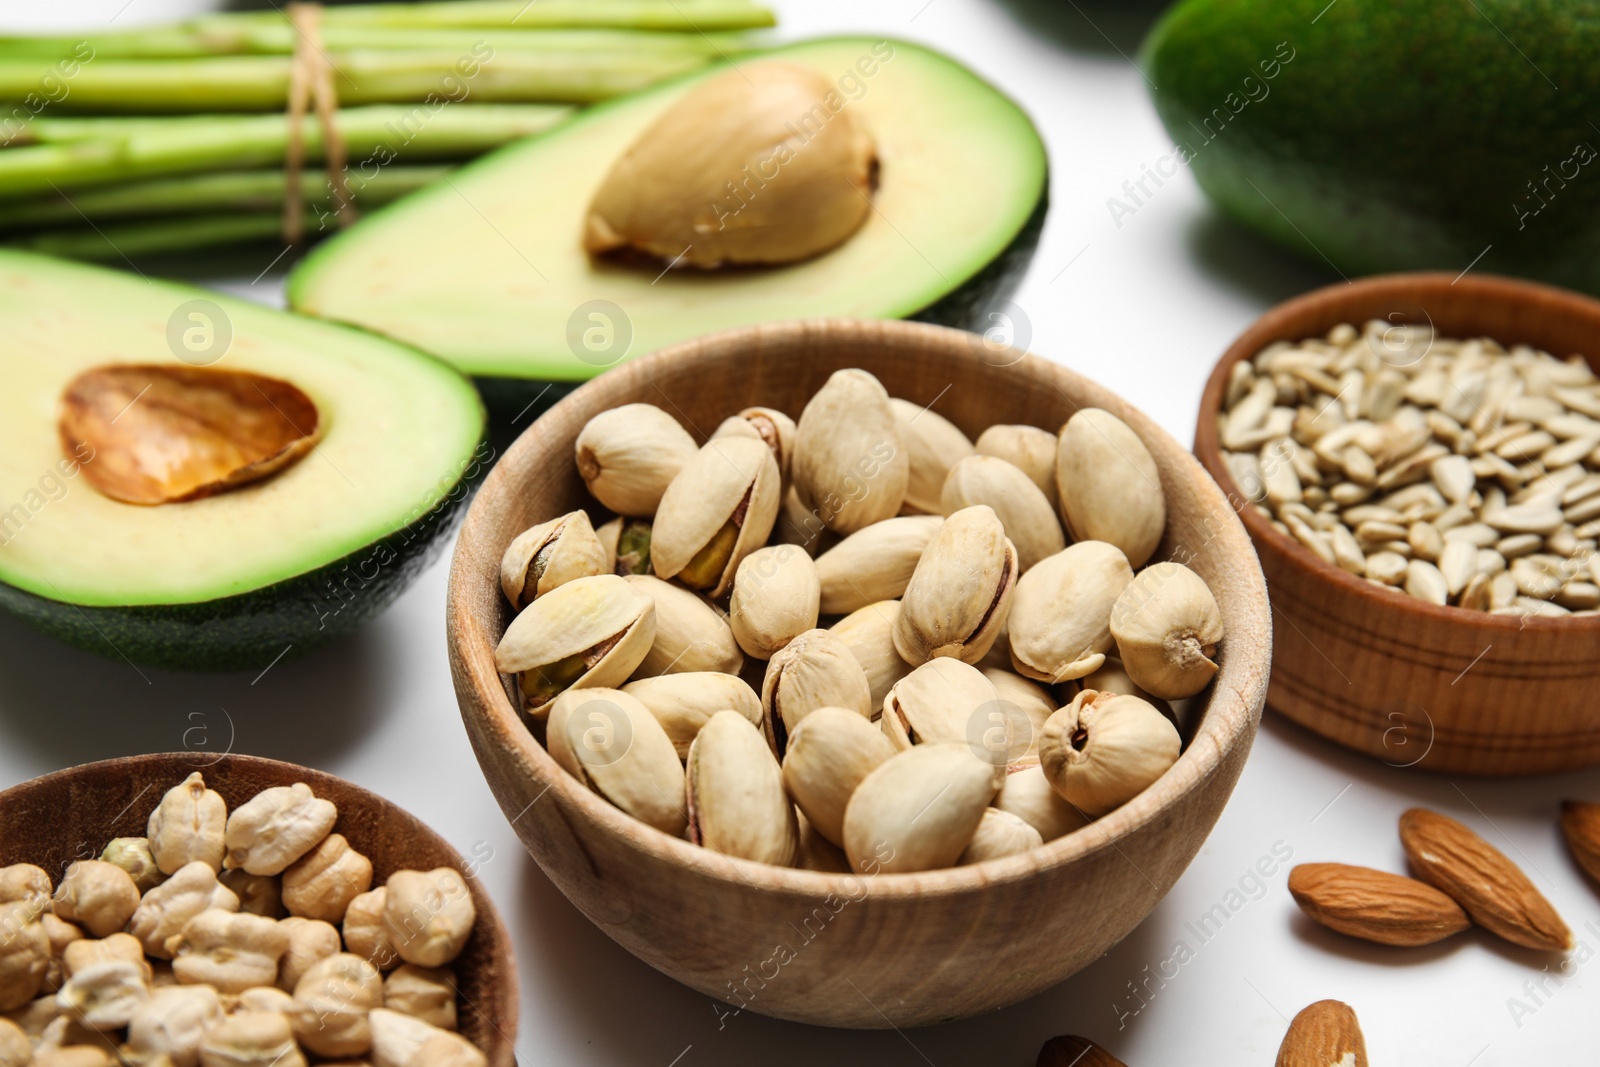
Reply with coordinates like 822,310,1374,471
0,251,486,672
287,37,1048,394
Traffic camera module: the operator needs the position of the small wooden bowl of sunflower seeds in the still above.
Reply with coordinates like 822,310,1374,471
1195,272,1600,776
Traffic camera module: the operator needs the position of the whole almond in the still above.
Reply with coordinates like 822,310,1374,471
1276,1000,1368,1067
1288,863,1469,946
1399,807,1572,951
1561,800,1600,884
1037,1035,1128,1067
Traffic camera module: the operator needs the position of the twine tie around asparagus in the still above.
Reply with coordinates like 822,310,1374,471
284,2,356,243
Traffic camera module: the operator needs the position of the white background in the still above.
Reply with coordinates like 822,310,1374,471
3,1,1599,1063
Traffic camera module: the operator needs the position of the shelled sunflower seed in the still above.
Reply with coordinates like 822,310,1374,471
1220,320,1600,616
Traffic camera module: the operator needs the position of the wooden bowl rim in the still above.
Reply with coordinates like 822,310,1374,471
0,752,520,1062
450,317,1270,899
1194,270,1600,636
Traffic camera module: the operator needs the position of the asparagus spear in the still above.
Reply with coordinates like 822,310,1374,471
0,165,447,229
11,213,317,260
0,48,713,112
190,0,774,31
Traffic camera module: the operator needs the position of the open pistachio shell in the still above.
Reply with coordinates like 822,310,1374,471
712,407,798,481
1039,690,1180,817
959,807,1044,864
651,435,781,597
548,688,687,836
1056,408,1166,568
623,575,743,678
1108,562,1224,700
781,706,897,848
499,510,609,611
686,712,798,866
889,398,973,515
893,505,1017,666
1008,541,1134,684
842,743,998,874
829,600,914,708
760,628,873,759
975,424,1059,509
493,574,656,718
792,369,909,534
575,403,697,517
813,515,942,615
940,454,1065,572
621,672,762,760
881,658,1000,753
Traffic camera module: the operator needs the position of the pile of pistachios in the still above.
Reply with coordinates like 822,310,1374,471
493,369,1226,873
1220,321,1600,615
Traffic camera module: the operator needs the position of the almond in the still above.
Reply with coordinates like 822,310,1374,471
1288,863,1469,946
1037,1035,1129,1067
1561,800,1600,884
1276,999,1368,1067
1399,807,1572,951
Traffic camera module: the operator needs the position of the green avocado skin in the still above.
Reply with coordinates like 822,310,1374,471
1142,0,1600,289
0,441,490,674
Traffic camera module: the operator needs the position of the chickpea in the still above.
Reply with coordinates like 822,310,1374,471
100,838,166,894
382,965,455,1030
217,872,281,920
414,1035,486,1067
127,984,224,1067
57,959,151,1031
342,890,397,972
369,1009,482,1067
128,863,240,961
39,915,83,994
0,1017,28,1067
169,911,288,994
291,953,381,1058
34,1047,115,1067
197,1011,306,1067
380,871,474,969
52,862,140,939
276,918,339,994
4,993,61,1038
282,835,371,925
0,866,51,915
230,986,293,1015
62,933,150,981
0,902,50,1012
148,773,228,876
223,785,336,877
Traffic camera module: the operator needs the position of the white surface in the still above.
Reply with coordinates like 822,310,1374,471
3,1,1600,1063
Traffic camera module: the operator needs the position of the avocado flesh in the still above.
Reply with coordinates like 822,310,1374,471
287,37,1048,383
1142,0,1600,291
0,251,485,671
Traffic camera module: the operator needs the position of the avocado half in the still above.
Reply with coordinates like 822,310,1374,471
0,251,486,672
286,37,1048,412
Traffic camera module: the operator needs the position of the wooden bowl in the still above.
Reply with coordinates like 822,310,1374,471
0,753,518,1065
1194,272,1600,777
447,318,1270,1029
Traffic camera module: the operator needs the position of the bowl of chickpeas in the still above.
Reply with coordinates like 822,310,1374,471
0,753,516,1067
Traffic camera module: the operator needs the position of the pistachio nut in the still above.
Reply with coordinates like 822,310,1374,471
712,407,798,480
892,505,1017,666
1108,562,1224,700
1056,408,1167,568
609,518,654,576
547,688,687,836
499,510,609,611
994,762,1091,841
729,545,822,660
1007,541,1134,683
574,403,697,517
780,706,897,847
760,629,874,758
583,62,875,268
686,712,799,866
889,398,973,514
881,658,1000,753
1039,690,1180,817
813,515,942,614
621,671,762,759
841,743,998,874
981,668,1055,759
975,424,1059,509
940,454,1065,572
792,369,909,534
959,807,1045,864
494,573,656,718
794,812,852,873
651,435,781,596
624,574,743,677
772,484,831,557
829,600,913,708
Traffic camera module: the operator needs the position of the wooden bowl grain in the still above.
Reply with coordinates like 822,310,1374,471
1194,272,1600,777
0,753,518,1064
447,318,1270,1029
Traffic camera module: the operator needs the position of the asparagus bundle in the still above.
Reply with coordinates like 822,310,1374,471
0,0,774,259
